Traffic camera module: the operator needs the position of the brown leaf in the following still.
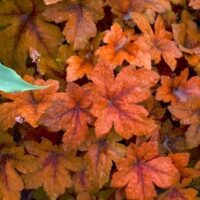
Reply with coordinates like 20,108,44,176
0,0,64,74
44,0,104,49
172,10,200,55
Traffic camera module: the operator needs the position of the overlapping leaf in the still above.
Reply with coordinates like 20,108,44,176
156,68,200,103
108,0,171,22
0,134,38,200
23,139,83,200
172,10,200,55
96,23,152,69
111,142,179,200
0,0,64,74
90,61,159,138
132,12,182,70
84,131,126,190
43,0,104,49
0,76,59,130
169,96,200,148
39,82,94,149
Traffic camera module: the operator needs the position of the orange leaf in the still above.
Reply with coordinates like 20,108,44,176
44,0,104,49
39,82,94,149
158,187,198,200
0,137,38,200
172,10,200,55
66,55,93,82
189,0,200,9
111,142,179,200
96,23,152,69
0,76,59,130
90,61,159,138
132,13,182,70
23,139,83,200
168,96,200,125
84,131,126,190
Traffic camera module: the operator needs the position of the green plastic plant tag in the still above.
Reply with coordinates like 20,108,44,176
0,63,49,93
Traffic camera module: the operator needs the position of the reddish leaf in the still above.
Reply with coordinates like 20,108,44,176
39,82,94,149
90,61,159,138
158,187,198,200
111,142,179,200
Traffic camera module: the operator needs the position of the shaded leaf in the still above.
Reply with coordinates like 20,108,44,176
44,0,104,49
0,0,64,74
0,137,38,200
172,10,200,55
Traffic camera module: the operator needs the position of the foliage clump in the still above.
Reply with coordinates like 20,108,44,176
0,0,200,199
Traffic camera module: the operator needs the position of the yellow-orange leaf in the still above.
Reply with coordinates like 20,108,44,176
23,139,83,200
